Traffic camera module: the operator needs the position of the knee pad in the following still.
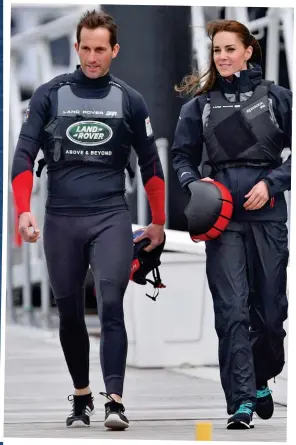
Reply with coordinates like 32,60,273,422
97,279,124,321
55,294,85,328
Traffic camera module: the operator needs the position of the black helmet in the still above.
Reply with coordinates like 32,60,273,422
130,230,166,300
185,180,233,242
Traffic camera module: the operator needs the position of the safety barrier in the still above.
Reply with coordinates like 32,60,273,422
7,7,291,400
191,7,294,88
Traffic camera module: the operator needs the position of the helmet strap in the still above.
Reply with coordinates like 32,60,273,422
145,287,159,301
145,267,166,301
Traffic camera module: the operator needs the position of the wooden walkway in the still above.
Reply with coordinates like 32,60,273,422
4,324,287,441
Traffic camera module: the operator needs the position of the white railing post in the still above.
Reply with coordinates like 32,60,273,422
136,165,148,226
34,41,54,325
279,8,294,89
157,138,169,228
6,191,16,323
191,6,209,83
265,8,280,84
225,6,249,24
9,56,33,321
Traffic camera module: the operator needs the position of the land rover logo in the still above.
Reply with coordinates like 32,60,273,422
66,121,113,146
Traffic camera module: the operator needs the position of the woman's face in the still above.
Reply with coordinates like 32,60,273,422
213,31,253,79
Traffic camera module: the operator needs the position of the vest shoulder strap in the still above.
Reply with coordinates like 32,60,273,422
209,80,272,105
259,79,274,88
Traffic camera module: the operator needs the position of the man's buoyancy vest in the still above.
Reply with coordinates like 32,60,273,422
37,81,134,176
203,81,285,169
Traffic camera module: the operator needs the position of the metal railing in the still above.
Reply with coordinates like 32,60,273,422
191,6,294,89
7,6,293,324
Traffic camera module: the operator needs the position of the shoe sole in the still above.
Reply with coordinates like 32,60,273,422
104,413,129,430
66,410,95,428
227,420,254,430
67,420,90,428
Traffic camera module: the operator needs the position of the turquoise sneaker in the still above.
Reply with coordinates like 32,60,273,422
255,385,274,419
227,402,255,429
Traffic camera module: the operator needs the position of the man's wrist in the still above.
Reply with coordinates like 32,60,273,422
151,220,165,226
18,210,31,219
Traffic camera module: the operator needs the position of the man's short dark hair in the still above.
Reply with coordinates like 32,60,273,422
76,10,117,47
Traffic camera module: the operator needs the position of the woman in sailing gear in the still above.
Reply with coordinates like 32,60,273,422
171,19,291,430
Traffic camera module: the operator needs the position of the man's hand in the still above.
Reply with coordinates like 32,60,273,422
187,177,214,196
201,177,214,182
133,223,165,252
189,177,214,191
244,181,270,210
19,212,40,243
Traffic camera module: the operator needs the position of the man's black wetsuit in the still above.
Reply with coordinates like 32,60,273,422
11,66,166,396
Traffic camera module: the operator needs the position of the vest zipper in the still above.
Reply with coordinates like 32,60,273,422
236,80,241,102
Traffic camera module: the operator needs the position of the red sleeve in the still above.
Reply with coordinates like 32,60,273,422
12,170,33,246
144,176,166,225
12,170,33,216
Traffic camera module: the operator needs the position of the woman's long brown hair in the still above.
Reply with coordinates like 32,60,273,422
175,19,262,97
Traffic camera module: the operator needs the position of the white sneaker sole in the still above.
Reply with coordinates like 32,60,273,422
67,409,95,428
227,419,254,430
67,420,90,428
104,413,129,430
